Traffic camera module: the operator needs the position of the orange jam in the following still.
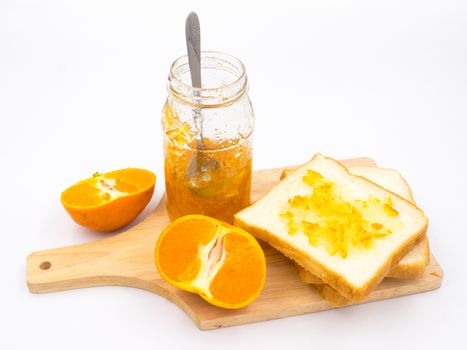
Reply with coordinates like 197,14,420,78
281,170,399,258
163,106,252,223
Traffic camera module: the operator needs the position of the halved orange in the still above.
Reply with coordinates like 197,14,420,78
61,168,156,232
155,215,266,309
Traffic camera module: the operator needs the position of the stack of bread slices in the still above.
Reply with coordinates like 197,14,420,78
234,154,429,305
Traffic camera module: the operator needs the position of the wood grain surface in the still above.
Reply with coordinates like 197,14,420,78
26,157,443,330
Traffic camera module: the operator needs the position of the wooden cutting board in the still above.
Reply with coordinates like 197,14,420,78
26,157,443,330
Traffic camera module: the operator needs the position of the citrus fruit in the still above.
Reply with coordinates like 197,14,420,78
61,168,156,232
155,215,266,309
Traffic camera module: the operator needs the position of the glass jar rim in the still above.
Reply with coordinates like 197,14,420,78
168,51,248,107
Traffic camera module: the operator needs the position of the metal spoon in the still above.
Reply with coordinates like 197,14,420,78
185,12,219,182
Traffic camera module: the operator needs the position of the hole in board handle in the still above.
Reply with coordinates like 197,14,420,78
40,261,51,270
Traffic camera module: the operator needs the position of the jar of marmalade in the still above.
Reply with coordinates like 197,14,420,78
162,51,254,223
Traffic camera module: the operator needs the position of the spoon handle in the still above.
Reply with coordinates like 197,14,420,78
186,12,202,89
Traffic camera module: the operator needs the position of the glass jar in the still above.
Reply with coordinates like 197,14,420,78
162,51,254,223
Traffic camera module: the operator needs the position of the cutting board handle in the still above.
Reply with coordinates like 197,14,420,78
26,196,171,295
27,238,117,293
26,211,167,295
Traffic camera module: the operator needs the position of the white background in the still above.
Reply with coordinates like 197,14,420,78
1,0,466,349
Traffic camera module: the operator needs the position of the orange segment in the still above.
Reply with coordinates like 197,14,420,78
62,183,108,207
209,232,266,306
61,168,156,232
157,218,217,283
155,215,266,309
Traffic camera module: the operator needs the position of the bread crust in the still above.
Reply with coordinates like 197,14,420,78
387,236,430,278
314,283,351,306
234,154,429,301
314,236,431,306
298,235,430,283
297,264,324,284
310,233,431,306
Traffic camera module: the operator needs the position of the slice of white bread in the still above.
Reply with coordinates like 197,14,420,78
293,166,430,306
234,154,428,301
288,166,430,282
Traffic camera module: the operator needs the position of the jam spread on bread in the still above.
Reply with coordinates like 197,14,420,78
281,170,399,258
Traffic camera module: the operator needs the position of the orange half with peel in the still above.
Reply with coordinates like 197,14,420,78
61,168,156,232
155,215,266,309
